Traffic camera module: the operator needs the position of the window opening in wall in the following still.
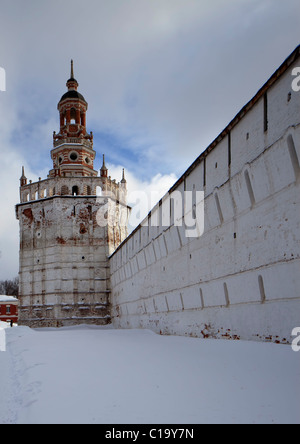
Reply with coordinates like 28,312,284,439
70,152,78,162
61,185,69,196
264,92,268,132
6,306,11,314
214,192,224,224
199,288,204,310
192,184,196,220
228,131,231,166
70,108,76,124
287,134,300,179
72,186,79,196
169,197,173,226
165,295,170,312
86,186,91,196
258,275,266,303
244,169,255,207
203,157,206,187
223,282,230,307
180,293,184,310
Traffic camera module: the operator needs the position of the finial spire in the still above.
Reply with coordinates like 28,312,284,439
100,154,108,178
20,166,27,186
66,59,78,90
121,168,126,184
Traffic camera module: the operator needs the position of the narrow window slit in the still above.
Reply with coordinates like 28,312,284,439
244,170,255,207
258,275,266,303
287,134,300,179
214,192,224,224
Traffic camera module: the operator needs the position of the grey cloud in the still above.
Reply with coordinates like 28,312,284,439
0,0,299,278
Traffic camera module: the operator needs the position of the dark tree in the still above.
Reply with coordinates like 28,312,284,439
0,277,19,297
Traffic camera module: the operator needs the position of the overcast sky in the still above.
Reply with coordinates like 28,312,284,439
0,0,299,280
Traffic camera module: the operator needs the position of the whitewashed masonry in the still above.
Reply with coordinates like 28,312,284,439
109,45,300,344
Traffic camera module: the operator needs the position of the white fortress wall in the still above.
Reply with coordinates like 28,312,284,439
109,48,300,343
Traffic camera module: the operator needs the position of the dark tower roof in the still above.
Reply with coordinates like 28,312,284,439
59,90,87,103
59,60,87,103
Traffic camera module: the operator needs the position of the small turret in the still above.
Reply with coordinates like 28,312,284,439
100,154,108,178
121,168,127,185
20,166,27,187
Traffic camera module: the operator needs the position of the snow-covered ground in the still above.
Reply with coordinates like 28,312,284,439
0,322,299,424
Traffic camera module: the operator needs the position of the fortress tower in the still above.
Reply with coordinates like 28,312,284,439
16,62,130,327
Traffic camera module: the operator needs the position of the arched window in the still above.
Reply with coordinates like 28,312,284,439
61,185,69,196
70,108,76,124
72,186,79,196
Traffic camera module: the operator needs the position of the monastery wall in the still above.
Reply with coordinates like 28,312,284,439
109,52,300,343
